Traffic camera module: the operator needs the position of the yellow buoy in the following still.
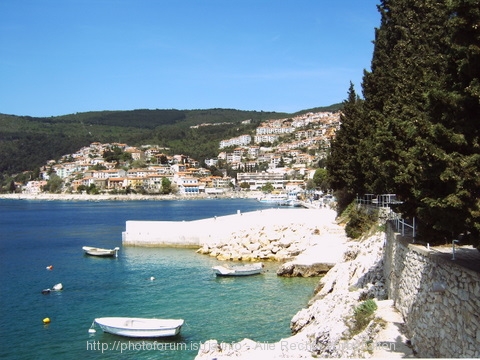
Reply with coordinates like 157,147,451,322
43,317,51,324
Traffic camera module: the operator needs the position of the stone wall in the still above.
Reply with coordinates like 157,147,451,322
384,222,480,358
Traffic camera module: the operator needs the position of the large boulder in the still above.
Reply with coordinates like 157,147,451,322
277,261,334,277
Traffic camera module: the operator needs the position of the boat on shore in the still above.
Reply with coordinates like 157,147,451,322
82,246,120,257
212,262,263,276
93,317,184,338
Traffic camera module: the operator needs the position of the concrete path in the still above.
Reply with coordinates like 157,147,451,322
429,245,480,274
372,300,416,358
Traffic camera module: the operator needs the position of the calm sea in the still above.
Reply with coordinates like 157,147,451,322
0,199,319,359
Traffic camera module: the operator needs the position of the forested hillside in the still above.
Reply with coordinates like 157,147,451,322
0,105,341,179
327,0,479,245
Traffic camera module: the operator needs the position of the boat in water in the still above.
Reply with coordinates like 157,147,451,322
82,246,119,257
212,262,263,276
41,282,63,294
257,193,288,204
93,317,184,338
279,198,303,207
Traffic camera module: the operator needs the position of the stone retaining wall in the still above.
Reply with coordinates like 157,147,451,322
384,222,480,358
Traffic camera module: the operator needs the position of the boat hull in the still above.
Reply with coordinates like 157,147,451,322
257,195,288,204
83,246,119,257
94,317,184,338
212,263,263,276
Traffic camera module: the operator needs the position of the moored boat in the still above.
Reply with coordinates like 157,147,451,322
279,199,303,207
257,193,288,204
82,246,119,257
93,317,184,338
212,262,263,276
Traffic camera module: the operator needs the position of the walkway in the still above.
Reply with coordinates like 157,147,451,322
372,300,416,358
427,244,480,274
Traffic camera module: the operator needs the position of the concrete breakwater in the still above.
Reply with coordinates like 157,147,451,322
122,208,348,270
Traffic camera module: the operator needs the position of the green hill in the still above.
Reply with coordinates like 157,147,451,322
0,105,341,179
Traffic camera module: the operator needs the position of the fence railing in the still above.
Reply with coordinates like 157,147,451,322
389,211,416,240
356,194,416,240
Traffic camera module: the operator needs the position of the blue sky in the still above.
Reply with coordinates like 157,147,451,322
0,1,380,117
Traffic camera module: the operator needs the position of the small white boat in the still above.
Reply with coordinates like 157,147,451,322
82,246,119,257
212,262,263,276
94,317,184,338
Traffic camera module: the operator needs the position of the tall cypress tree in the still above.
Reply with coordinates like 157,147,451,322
328,0,479,243
362,0,450,203
327,82,364,212
419,0,480,242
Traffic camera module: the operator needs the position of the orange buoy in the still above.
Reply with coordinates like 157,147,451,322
46,265,53,270
43,317,51,324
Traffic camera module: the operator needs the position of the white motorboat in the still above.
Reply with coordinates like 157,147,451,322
257,194,288,204
280,199,303,207
212,262,263,276
82,246,119,257
93,317,184,338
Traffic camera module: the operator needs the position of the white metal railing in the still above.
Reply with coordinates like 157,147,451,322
356,194,416,241
391,212,416,240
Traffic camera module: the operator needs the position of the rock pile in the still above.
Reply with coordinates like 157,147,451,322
196,222,322,262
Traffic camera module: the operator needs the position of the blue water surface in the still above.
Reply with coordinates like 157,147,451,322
0,199,319,359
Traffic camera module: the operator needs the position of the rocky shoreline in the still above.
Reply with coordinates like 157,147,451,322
195,225,415,359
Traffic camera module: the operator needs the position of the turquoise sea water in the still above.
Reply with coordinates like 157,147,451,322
0,199,319,359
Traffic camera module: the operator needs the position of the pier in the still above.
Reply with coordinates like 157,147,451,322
122,208,328,248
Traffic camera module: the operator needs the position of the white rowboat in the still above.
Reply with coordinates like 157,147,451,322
212,263,263,276
94,317,184,338
82,246,119,257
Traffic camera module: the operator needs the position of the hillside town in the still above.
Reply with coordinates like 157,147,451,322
19,111,340,196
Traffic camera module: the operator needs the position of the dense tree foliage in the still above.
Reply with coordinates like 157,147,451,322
328,0,480,245
312,168,329,192
327,82,364,213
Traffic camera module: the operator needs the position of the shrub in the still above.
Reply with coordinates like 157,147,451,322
352,299,378,334
345,206,378,239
